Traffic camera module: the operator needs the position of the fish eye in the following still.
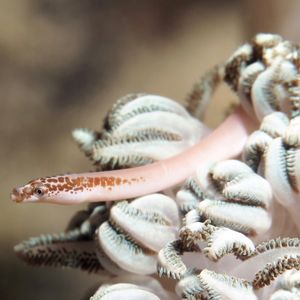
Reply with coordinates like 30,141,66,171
34,186,45,197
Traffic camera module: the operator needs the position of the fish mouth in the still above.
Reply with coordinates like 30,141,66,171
10,188,23,203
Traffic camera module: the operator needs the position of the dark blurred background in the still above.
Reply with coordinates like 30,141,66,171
1,1,300,299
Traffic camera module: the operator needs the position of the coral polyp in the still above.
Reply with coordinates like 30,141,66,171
13,33,300,299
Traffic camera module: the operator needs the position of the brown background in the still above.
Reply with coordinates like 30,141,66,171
1,1,299,299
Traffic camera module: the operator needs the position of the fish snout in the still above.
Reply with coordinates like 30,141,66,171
10,188,23,203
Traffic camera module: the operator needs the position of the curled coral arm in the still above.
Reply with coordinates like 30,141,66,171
11,106,255,205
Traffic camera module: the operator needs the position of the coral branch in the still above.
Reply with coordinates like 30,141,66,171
14,237,103,274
